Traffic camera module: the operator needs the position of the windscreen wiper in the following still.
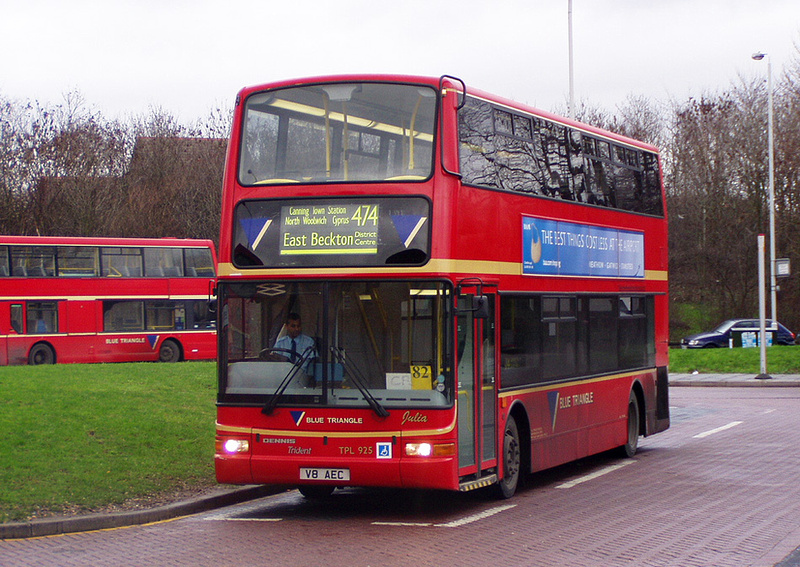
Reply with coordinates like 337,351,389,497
261,346,315,415
330,347,389,418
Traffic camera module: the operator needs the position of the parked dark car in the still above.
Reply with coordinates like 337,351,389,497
681,319,795,348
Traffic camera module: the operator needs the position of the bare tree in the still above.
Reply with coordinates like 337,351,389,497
113,107,226,243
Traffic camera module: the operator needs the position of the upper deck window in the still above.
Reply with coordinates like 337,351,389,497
239,82,437,185
458,96,664,217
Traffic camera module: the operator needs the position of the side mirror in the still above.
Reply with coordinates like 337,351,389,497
472,295,489,319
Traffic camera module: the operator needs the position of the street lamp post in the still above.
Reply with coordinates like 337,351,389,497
752,52,777,329
568,0,575,120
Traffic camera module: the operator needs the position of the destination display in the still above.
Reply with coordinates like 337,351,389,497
280,203,381,256
522,216,645,278
234,197,431,268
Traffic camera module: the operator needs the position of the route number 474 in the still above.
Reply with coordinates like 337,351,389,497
351,205,379,227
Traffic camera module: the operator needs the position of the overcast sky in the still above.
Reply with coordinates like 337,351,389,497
1,0,799,123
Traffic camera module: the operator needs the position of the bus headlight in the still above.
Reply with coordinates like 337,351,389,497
405,442,455,457
405,442,432,457
218,438,250,454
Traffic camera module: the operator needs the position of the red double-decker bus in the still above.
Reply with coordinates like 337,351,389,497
0,236,217,365
214,74,669,498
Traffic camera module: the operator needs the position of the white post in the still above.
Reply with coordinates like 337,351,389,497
757,234,771,379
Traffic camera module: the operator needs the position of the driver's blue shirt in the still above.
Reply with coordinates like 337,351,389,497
274,333,316,368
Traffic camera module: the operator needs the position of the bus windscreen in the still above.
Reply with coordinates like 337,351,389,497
239,82,437,185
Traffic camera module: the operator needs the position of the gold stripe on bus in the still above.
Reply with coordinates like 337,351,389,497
644,270,668,281
218,260,668,282
497,368,656,399
215,424,401,439
252,428,403,439
217,259,517,277
217,414,457,439
216,424,251,435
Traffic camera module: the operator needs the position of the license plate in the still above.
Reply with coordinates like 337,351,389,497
300,467,350,481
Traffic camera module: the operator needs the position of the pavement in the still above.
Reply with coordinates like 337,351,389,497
0,485,284,540
669,372,800,387
3,372,800,541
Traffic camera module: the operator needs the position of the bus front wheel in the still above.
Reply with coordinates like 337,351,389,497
496,416,521,499
158,339,181,363
29,343,55,365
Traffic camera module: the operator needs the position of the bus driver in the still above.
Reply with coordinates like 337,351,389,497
273,313,316,370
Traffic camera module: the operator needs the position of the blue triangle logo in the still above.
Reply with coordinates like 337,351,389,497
147,335,159,349
290,410,306,426
391,215,427,248
240,218,272,249
547,391,560,431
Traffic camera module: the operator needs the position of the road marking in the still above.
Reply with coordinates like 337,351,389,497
433,504,516,527
373,504,516,528
206,517,283,522
373,522,433,527
555,460,635,489
693,421,743,439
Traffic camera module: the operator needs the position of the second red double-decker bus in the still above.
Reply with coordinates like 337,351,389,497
215,74,669,498
0,236,217,365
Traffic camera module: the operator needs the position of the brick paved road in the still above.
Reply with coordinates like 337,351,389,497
3,387,800,567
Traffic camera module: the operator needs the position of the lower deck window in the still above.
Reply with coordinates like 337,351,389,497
103,300,215,332
25,301,59,334
104,301,144,331
500,294,655,388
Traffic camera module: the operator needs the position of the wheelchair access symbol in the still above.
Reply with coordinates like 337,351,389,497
376,442,392,459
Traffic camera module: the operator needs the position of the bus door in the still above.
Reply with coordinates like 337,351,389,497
456,285,497,484
7,303,26,364
0,302,9,365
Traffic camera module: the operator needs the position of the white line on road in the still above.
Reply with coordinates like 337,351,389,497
693,421,743,439
433,504,516,528
555,460,635,489
372,522,433,527
373,504,517,528
209,517,283,522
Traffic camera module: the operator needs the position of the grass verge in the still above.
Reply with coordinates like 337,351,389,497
0,362,217,523
669,345,800,374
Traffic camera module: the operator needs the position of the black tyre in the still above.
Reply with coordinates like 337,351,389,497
158,339,181,363
620,391,640,458
298,485,335,499
496,416,521,499
29,343,55,365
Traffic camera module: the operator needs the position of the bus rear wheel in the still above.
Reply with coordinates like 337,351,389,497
620,391,640,458
158,339,181,363
29,343,55,365
496,416,521,499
